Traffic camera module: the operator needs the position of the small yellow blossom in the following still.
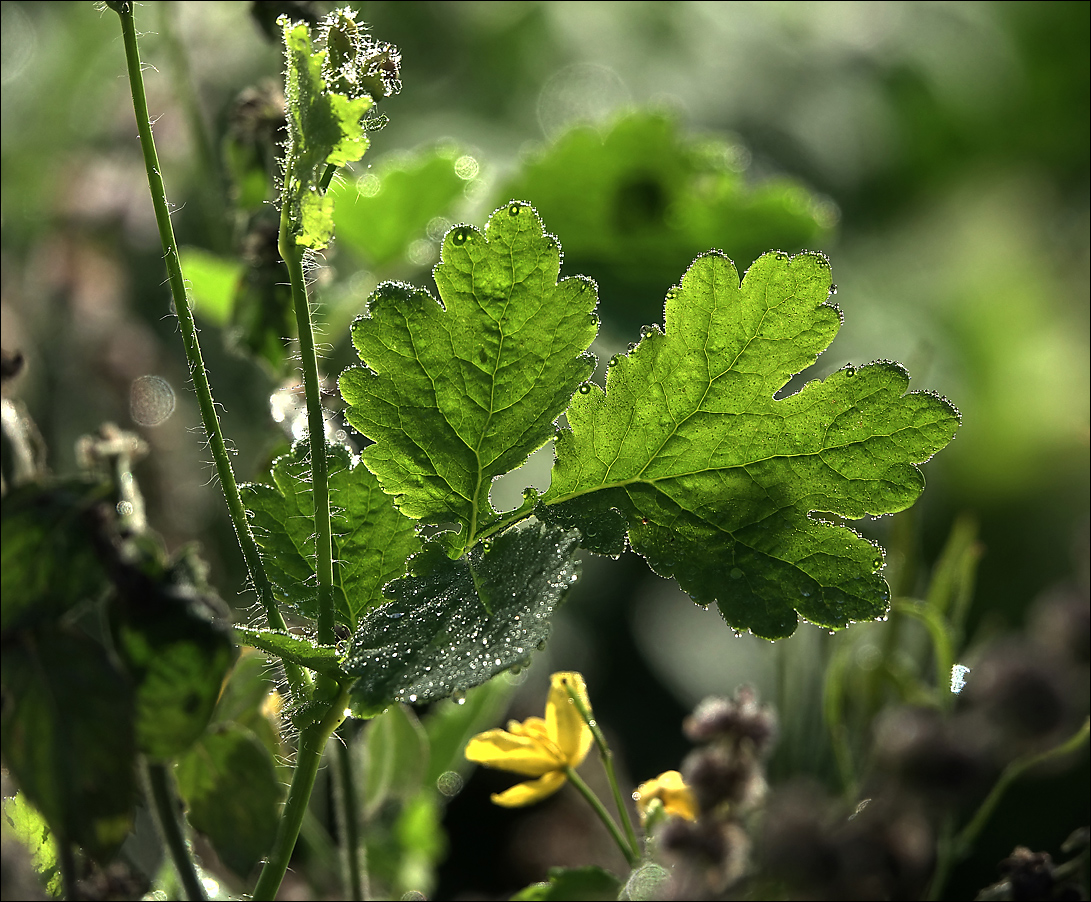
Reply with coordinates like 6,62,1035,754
633,770,698,823
464,672,594,807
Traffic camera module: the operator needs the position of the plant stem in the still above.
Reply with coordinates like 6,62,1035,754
143,759,208,902
110,3,309,696
332,729,368,900
565,685,642,861
252,690,350,900
278,199,336,648
927,717,1091,900
565,766,640,868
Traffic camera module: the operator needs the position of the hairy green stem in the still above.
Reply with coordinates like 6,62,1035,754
111,3,309,696
565,766,640,868
278,200,336,648
565,684,642,861
252,691,350,900
333,730,368,900
143,759,207,901
927,717,1091,900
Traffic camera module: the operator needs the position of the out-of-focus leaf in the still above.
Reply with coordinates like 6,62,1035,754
344,519,579,716
511,866,622,901
340,203,597,556
2,792,61,897
360,704,428,816
212,649,283,759
423,677,515,787
331,147,470,267
178,247,242,327
175,723,282,880
1,630,136,862
241,439,421,628
497,111,833,328
112,563,237,761
542,251,959,638
0,479,111,633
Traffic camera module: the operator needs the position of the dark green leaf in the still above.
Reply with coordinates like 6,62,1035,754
344,519,580,716
361,704,428,816
234,626,343,678
542,251,959,639
113,578,236,761
340,203,598,555
1,630,136,862
332,147,471,267
498,111,832,329
511,866,622,901
175,723,282,879
1,479,111,633
241,439,421,628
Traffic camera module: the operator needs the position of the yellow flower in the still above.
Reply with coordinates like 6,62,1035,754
464,671,594,807
633,770,698,823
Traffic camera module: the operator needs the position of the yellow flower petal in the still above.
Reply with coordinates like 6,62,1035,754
634,770,698,822
464,728,559,776
490,770,568,808
545,672,593,767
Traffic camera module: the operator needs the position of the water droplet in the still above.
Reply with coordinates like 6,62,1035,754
640,325,654,338
578,383,592,394
508,202,521,216
451,227,470,246
408,693,418,703
482,540,493,553
844,366,856,377
608,355,619,367
872,557,883,570
116,500,134,517
730,567,743,579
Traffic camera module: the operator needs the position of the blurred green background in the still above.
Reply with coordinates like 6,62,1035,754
2,2,1087,899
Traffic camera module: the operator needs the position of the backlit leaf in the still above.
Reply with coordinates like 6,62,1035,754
541,251,959,639
340,203,598,555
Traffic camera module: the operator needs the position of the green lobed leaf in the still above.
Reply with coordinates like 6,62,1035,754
281,18,373,250
175,723,282,879
340,202,598,555
241,439,421,628
1,630,136,862
511,866,623,901
344,519,580,716
541,251,959,639
332,146,472,267
234,626,344,678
